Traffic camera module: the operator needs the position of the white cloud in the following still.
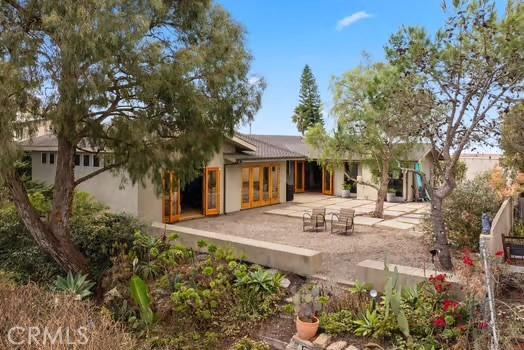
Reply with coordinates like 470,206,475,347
336,11,373,31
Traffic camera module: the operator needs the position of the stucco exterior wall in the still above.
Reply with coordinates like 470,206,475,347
137,178,162,224
225,164,242,213
460,155,500,181
333,166,344,197
31,151,139,215
358,164,379,200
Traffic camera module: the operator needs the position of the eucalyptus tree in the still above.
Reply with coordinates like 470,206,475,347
0,0,264,274
386,0,523,268
306,63,426,218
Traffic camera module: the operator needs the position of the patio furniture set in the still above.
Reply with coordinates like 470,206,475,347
302,207,355,235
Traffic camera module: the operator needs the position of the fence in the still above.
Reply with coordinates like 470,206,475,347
482,197,513,257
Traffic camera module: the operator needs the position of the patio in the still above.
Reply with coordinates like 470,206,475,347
266,193,430,230
174,204,433,280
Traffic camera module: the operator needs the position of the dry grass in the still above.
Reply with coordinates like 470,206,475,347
0,276,137,350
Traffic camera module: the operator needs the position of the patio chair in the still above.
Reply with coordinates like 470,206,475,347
303,208,326,232
331,208,355,235
502,235,524,265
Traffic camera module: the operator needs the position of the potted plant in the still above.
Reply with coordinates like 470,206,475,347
341,183,352,198
386,188,396,202
348,182,357,198
292,285,326,340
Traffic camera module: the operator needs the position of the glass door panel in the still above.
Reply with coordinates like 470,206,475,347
241,167,251,209
322,168,333,195
252,167,260,202
205,167,220,215
262,166,270,202
271,166,279,203
295,160,305,193
162,172,180,223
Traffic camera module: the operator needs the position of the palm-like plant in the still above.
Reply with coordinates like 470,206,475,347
54,272,95,300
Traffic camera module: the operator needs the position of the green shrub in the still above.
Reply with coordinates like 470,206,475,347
0,191,142,283
424,173,502,249
320,309,354,334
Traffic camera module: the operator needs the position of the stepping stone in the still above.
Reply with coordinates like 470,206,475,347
327,341,348,350
354,216,383,226
376,220,414,230
403,213,427,219
313,333,332,349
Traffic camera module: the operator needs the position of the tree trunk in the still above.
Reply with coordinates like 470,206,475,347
4,168,89,274
431,192,453,270
373,162,390,218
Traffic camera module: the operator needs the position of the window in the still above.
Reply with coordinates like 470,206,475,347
74,154,80,166
93,155,100,167
83,154,90,167
41,153,47,164
49,153,55,164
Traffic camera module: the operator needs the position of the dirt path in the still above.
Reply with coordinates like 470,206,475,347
176,205,433,281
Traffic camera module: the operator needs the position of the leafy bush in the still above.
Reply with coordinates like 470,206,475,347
54,272,95,300
424,173,502,249
0,191,142,283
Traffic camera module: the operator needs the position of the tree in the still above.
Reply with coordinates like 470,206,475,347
292,65,323,135
386,0,523,269
501,103,524,172
0,0,264,275
306,63,425,218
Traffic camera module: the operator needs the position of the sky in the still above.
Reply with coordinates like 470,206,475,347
217,0,507,137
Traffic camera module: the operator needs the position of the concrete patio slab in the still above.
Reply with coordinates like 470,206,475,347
416,208,431,214
284,205,310,211
265,208,298,216
354,216,384,226
395,217,423,225
403,213,428,219
376,220,414,230
383,210,404,217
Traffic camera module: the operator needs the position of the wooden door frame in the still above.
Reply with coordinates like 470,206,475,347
162,172,181,223
322,167,334,195
204,167,220,216
294,160,305,193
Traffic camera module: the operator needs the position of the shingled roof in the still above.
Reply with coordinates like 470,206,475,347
232,134,307,160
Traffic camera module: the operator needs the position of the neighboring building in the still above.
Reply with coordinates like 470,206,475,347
13,117,52,141
20,134,433,224
460,153,502,180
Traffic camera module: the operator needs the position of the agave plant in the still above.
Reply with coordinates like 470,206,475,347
54,272,95,300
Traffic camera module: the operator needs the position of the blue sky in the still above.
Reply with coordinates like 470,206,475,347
218,0,506,136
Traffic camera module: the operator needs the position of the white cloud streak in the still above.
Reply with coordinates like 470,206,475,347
336,11,373,31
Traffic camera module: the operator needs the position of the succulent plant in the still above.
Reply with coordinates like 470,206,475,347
292,285,328,322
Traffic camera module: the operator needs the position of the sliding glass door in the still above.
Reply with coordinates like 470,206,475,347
294,160,305,193
322,167,333,195
205,167,220,216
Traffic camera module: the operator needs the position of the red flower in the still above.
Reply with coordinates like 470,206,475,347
479,321,489,329
443,299,459,312
463,255,474,266
433,317,446,328
495,250,504,257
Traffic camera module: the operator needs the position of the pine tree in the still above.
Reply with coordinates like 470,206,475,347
292,65,323,135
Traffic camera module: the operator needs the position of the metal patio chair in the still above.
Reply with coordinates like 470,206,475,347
303,207,326,232
331,208,355,235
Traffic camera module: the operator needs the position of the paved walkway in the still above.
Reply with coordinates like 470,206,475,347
265,193,430,230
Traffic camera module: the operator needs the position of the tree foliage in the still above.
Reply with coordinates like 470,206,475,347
0,0,263,274
501,102,524,172
385,0,523,268
306,63,425,218
292,64,323,135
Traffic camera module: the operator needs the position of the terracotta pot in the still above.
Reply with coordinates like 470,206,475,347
295,316,319,340
513,339,524,350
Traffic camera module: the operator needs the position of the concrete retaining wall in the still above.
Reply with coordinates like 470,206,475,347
150,222,323,276
356,259,461,292
483,198,513,257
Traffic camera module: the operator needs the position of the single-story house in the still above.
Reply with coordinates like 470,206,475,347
20,133,434,224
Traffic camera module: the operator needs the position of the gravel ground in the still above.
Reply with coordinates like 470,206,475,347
176,204,433,281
